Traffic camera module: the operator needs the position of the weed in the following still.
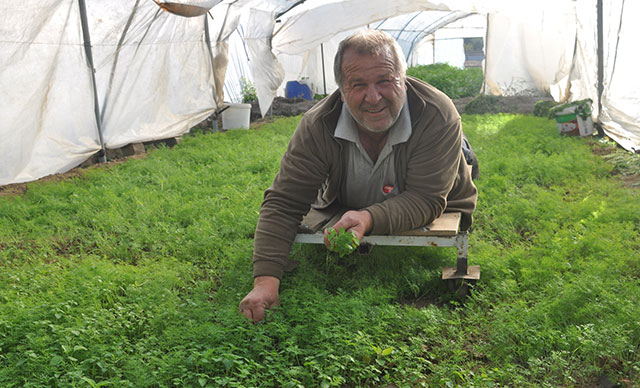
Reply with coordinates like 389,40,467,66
464,95,503,114
533,100,559,118
326,227,359,257
240,76,257,103
549,98,593,120
407,63,483,99
1,114,639,386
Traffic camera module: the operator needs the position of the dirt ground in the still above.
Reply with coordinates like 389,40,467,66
452,95,551,115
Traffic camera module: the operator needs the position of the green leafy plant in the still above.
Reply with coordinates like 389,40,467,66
533,99,559,118
1,114,639,387
549,98,593,119
407,63,483,99
464,94,502,114
240,76,257,103
326,227,359,257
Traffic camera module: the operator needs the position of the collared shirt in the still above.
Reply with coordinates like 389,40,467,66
334,96,412,209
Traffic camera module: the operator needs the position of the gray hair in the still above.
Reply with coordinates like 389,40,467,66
333,29,407,90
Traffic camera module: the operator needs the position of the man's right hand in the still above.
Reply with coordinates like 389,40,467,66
238,276,280,322
323,209,372,250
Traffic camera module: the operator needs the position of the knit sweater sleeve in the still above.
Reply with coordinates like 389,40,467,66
251,111,334,279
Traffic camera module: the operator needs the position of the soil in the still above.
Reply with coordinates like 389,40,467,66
453,95,552,115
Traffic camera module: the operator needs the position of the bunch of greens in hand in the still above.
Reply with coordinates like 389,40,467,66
326,227,360,257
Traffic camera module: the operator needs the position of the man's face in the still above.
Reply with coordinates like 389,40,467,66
340,48,407,134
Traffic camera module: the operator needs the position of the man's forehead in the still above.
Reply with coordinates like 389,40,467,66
342,52,397,77
345,72,396,84
343,48,393,63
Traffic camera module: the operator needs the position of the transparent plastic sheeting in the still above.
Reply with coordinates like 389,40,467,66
2,0,639,186
374,12,486,68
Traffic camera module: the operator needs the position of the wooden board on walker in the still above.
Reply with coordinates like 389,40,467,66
398,212,460,237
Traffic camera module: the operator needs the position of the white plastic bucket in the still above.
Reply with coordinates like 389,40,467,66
221,103,251,130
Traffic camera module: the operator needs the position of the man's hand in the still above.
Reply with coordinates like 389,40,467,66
239,276,280,322
323,210,372,250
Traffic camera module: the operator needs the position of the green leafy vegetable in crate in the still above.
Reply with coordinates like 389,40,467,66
549,98,593,119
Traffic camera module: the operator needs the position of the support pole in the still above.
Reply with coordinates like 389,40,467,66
481,14,490,95
78,0,107,163
432,36,436,64
320,43,327,95
204,15,219,132
597,0,604,119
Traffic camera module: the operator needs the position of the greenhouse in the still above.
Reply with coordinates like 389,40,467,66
1,1,639,387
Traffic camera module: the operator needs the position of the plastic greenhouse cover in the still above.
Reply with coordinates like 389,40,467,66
574,0,640,152
0,1,101,185
1,0,639,186
371,10,477,62
0,0,217,185
261,0,576,110
241,0,640,151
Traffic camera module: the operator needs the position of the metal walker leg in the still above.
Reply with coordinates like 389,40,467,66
442,232,480,280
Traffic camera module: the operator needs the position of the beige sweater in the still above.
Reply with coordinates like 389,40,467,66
252,77,477,279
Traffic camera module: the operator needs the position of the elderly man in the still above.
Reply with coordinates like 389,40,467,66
239,29,477,322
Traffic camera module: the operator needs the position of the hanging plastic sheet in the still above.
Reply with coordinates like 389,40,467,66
0,0,101,185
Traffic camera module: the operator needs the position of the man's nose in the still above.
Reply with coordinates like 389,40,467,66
364,84,382,104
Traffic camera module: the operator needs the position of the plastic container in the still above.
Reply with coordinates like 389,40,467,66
552,99,594,137
221,103,251,130
285,81,313,100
